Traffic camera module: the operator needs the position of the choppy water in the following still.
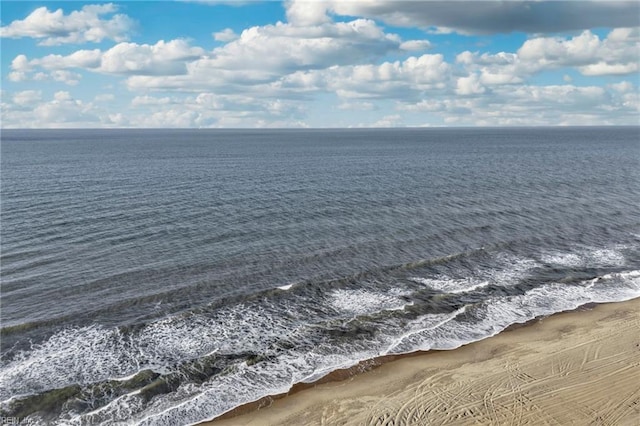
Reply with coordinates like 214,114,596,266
1,127,639,425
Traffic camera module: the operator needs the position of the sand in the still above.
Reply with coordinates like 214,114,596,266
207,298,640,426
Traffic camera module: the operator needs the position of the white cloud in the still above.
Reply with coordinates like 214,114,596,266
401,83,632,127
328,54,451,100
54,91,73,101
11,40,205,82
14,17,408,91
12,90,42,106
391,76,640,127
458,28,640,80
518,28,639,75
8,72,27,82
399,40,432,51
1,91,103,128
131,95,173,106
456,74,486,95
121,18,411,93
11,54,31,71
120,93,307,128
52,70,83,85
2,1,638,128
372,114,402,128
32,50,103,70
100,40,205,75
508,85,607,106
479,72,522,86
273,54,451,102
8,50,100,83
285,0,332,26
0,3,135,45
95,94,115,102
213,28,238,42
209,19,401,74
579,62,639,76
610,81,635,93
338,101,375,111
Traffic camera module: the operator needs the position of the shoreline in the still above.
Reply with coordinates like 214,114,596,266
204,298,640,425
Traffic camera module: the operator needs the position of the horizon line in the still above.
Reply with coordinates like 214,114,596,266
2,124,639,131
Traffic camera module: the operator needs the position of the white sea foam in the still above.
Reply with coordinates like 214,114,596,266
410,277,489,294
540,252,584,267
277,284,293,291
329,288,411,316
8,266,640,426
0,300,295,402
384,306,468,353
411,256,538,294
541,246,627,268
481,256,539,284
389,271,640,355
0,326,139,402
587,248,626,266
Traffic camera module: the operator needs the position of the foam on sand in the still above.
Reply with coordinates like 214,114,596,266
209,297,640,426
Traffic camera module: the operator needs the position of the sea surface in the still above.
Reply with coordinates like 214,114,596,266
1,127,639,425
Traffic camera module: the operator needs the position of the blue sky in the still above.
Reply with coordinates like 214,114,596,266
1,1,639,128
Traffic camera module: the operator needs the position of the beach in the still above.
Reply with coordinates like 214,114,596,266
209,297,640,426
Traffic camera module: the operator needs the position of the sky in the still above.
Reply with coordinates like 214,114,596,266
1,0,639,128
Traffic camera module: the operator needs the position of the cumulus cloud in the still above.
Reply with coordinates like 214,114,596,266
517,28,639,74
1,91,103,128
456,74,485,95
338,101,375,111
399,40,432,51
131,95,173,106
457,28,640,81
13,17,409,90
263,53,451,103
11,40,205,81
372,114,402,128
99,40,205,75
121,18,410,92
12,90,42,107
285,0,332,26
121,93,307,128
310,0,640,35
208,19,401,73
2,1,638,128
213,28,238,42
579,62,639,76
0,3,135,45
13,50,102,72
50,70,83,85
609,81,635,93
8,57,83,85
327,54,451,99
398,83,637,127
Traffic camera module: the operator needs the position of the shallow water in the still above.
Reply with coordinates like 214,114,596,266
1,127,639,425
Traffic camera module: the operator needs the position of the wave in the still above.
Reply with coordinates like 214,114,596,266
540,245,628,268
2,244,639,425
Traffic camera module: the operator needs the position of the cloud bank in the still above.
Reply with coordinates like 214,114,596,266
1,1,639,128
0,3,135,45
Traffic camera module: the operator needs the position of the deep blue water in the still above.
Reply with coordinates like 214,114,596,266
1,127,639,425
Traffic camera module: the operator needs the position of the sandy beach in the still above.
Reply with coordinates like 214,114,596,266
208,298,640,426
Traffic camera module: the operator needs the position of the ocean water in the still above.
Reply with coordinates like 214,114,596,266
1,127,639,425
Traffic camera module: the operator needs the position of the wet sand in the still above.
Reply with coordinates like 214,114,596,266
206,297,640,426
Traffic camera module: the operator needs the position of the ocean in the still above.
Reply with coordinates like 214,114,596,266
1,127,639,425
